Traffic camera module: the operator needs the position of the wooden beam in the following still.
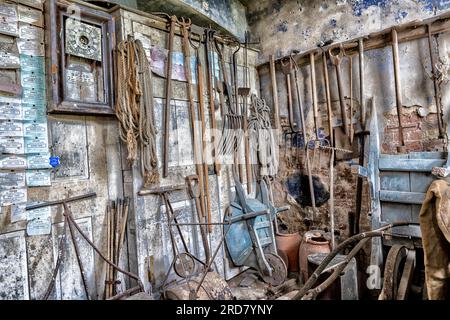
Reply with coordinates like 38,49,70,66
380,190,425,204
378,158,446,172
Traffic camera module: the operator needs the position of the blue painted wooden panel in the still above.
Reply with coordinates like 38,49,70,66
380,172,410,191
379,158,446,172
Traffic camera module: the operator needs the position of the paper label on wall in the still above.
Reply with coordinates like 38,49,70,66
0,3,18,18
24,136,48,153
0,136,25,154
22,103,45,121
17,38,44,56
26,169,51,186
0,155,27,169
18,23,44,41
0,120,24,137
0,35,20,68
21,71,45,89
27,216,51,235
20,54,44,74
0,187,27,206
22,86,45,104
0,171,26,189
150,47,197,83
11,203,27,223
0,15,18,37
0,99,22,120
27,204,51,236
18,0,44,11
0,51,20,69
23,120,47,138
27,153,51,169
18,5,43,28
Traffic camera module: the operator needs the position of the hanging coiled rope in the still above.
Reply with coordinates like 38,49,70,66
115,38,159,186
248,94,278,177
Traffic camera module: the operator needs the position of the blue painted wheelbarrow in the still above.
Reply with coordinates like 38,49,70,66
224,177,289,286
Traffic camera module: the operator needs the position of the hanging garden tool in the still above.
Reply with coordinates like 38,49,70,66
352,38,371,236
322,50,335,249
391,28,407,153
328,45,352,160
178,16,210,234
426,24,445,139
229,39,245,182
186,175,211,264
238,31,253,193
269,55,282,132
215,37,244,169
291,55,317,213
189,26,213,233
280,56,297,166
204,26,220,174
160,14,178,177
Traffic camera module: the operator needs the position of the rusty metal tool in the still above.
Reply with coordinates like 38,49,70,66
179,17,209,234
280,56,298,164
228,40,245,182
322,51,334,147
391,28,407,153
204,27,220,174
329,45,349,136
353,38,369,236
292,56,317,212
190,27,213,234
269,55,281,131
186,175,211,264
322,50,335,248
162,15,178,177
427,24,445,139
347,50,354,145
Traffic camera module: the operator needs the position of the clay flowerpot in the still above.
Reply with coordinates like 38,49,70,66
276,232,301,272
299,230,331,283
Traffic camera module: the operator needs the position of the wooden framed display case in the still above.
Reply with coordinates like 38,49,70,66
45,0,115,115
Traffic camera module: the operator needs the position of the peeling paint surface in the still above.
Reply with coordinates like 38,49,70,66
248,0,450,64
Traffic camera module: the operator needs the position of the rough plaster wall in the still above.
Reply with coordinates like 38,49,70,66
114,8,260,294
255,1,450,249
137,0,248,41
248,0,450,64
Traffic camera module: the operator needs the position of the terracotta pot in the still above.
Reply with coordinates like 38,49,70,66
298,230,331,283
276,232,301,272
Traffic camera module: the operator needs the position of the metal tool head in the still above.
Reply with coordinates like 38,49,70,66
185,175,200,198
328,44,344,65
280,56,293,75
175,16,192,28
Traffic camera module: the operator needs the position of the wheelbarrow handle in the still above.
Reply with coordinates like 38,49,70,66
228,209,269,224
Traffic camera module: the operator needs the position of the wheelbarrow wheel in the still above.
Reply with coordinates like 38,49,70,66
174,253,196,278
260,253,287,286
